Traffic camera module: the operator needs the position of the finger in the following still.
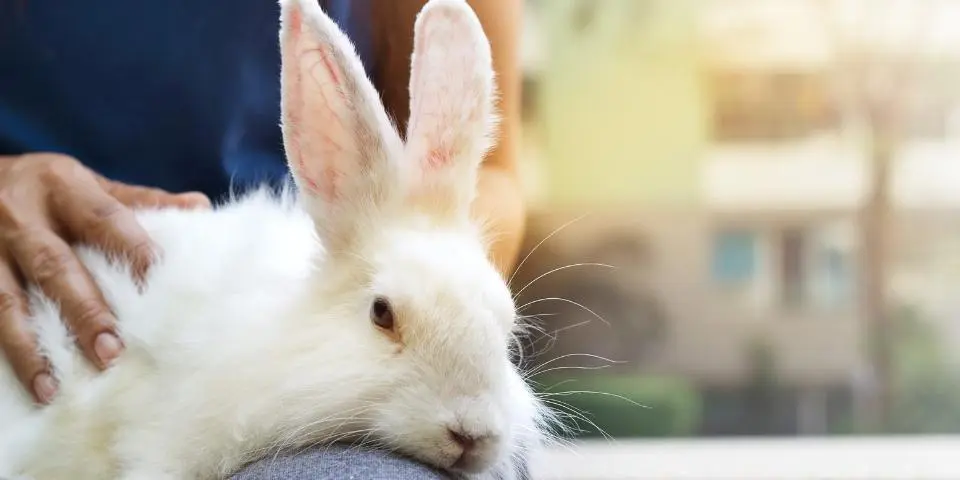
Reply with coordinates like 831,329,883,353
95,176,211,210
53,180,159,283
7,228,123,371
0,256,56,404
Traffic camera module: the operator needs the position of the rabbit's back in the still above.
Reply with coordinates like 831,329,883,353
0,189,320,478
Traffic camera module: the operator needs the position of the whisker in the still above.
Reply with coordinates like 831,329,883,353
518,297,610,327
511,313,565,366
244,401,378,470
513,263,616,301
525,364,612,379
523,318,596,361
537,318,589,337
539,390,651,410
530,377,579,393
525,352,623,379
508,213,591,287
268,403,372,449
539,398,615,442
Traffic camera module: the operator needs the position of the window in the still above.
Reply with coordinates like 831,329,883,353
780,228,807,309
712,225,852,310
811,246,852,308
711,230,757,284
777,225,853,311
709,70,840,142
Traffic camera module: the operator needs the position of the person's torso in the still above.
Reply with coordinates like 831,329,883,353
0,0,373,201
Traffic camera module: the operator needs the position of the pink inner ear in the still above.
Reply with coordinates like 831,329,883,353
407,6,486,176
285,8,319,195
284,3,351,202
409,21,454,173
288,3,303,34
426,148,452,169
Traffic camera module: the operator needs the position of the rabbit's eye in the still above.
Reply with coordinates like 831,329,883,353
371,297,395,330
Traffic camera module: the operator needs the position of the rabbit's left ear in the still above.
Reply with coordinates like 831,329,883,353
403,0,497,220
279,0,403,252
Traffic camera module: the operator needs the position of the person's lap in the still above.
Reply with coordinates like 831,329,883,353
229,444,450,480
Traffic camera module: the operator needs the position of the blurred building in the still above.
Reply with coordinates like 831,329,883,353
521,0,708,209
517,0,960,435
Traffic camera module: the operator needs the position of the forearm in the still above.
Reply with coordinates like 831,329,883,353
469,0,526,278
474,153,526,279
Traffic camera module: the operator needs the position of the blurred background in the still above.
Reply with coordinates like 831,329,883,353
512,0,960,449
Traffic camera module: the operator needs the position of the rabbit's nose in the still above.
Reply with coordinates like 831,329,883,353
449,428,477,451
448,427,498,472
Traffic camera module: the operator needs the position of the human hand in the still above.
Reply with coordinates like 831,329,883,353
0,153,209,404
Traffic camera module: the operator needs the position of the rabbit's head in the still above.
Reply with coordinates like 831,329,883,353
278,0,543,476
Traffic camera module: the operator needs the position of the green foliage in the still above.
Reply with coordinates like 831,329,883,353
533,373,702,438
835,304,960,434
886,305,960,433
744,336,778,397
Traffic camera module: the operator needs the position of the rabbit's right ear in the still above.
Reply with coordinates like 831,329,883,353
402,0,497,222
279,0,403,252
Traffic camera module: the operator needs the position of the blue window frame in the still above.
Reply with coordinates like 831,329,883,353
711,229,757,283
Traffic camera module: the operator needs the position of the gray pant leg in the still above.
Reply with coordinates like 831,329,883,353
229,445,450,480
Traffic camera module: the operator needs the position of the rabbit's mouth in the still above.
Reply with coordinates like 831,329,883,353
446,427,504,474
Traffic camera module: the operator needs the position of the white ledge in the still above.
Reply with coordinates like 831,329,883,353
531,436,960,479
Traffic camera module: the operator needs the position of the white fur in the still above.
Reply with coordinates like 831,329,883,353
0,0,547,478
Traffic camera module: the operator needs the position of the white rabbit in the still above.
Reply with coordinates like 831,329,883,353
0,0,548,478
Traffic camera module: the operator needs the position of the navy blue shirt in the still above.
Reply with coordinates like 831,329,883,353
0,0,374,202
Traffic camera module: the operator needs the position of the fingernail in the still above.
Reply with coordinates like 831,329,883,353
179,193,211,209
94,332,124,367
34,373,58,404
